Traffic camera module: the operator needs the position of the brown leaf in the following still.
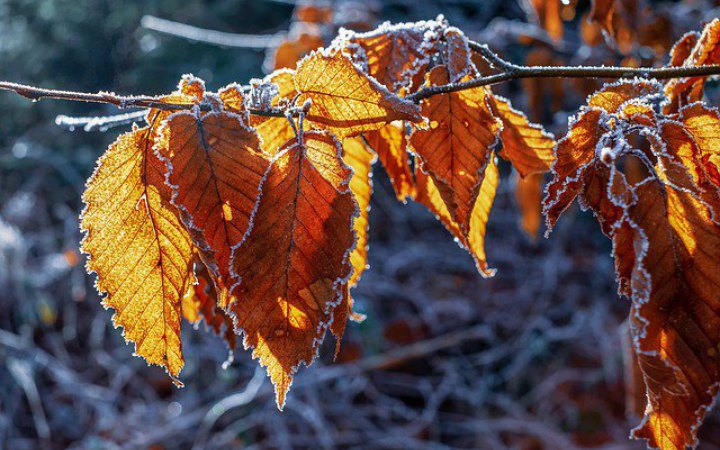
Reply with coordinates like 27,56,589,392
416,157,500,277
182,261,236,352
81,126,194,380
664,19,720,114
230,131,356,408
364,123,416,202
295,50,422,136
343,20,439,93
515,172,544,239
410,65,501,235
157,110,270,308
342,137,376,288
489,94,556,177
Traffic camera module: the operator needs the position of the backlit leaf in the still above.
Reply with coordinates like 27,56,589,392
157,110,270,308
489,94,556,178
81,126,194,380
230,131,356,408
364,123,415,202
342,137,376,288
515,172,544,239
295,50,422,137
410,65,501,235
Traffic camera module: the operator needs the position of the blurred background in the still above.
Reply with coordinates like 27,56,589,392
1,0,720,448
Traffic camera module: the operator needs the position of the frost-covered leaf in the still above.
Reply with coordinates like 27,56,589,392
664,19,720,114
157,110,269,308
415,157,499,277
230,131,356,408
81,126,194,380
364,123,415,202
341,19,441,93
295,50,422,137
410,65,501,235
342,137,376,288
489,94,556,178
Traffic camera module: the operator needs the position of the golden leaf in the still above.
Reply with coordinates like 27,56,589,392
157,110,270,308
295,50,422,137
489,94,556,178
416,158,500,277
364,123,416,202
251,69,299,156
515,172,544,239
342,137,376,288
81,126,194,380
230,131,356,408
410,65,501,235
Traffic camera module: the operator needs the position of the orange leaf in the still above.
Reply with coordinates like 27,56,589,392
342,137,376,288
157,110,270,308
251,69,299,156
410,65,501,235
230,131,356,408
619,159,720,450
81,126,194,380
530,0,564,41
490,94,556,177
295,50,422,137
664,19,720,114
416,157,500,277
182,261,236,352
515,172,544,239
364,123,416,202
342,20,440,93
543,108,604,232
271,30,324,70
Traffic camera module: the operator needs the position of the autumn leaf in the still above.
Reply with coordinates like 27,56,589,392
230,131,356,408
515,172,543,239
271,29,324,70
489,94,556,178
295,49,422,137
621,157,720,450
415,157,499,277
342,137,376,289
364,123,415,202
182,260,236,352
342,20,440,93
442,27,475,83
81,126,194,380
664,19,720,114
251,69,299,156
529,0,564,41
156,109,270,308
410,65,501,235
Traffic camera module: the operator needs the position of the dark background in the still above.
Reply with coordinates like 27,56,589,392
0,1,719,448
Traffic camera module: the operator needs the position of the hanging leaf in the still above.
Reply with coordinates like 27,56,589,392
157,110,270,307
230,131,356,408
364,123,415,202
489,94,556,178
81,126,194,380
515,172,544,239
295,50,422,137
342,137,376,289
410,65,501,235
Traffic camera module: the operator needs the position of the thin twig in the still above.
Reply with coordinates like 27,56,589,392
141,15,281,49
2,57,720,116
407,62,720,101
0,81,286,117
55,110,147,132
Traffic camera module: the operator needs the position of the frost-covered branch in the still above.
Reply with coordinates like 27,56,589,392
2,57,720,118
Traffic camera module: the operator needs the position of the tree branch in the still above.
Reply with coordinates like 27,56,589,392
0,81,286,117
2,55,720,119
